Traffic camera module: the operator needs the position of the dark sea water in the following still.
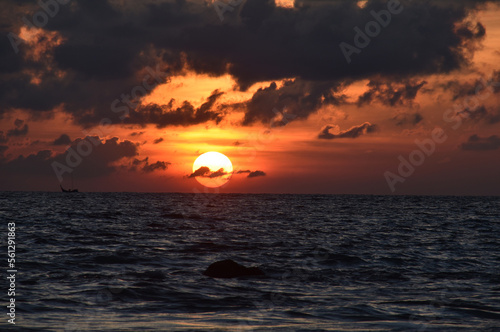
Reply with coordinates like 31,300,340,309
1,192,499,331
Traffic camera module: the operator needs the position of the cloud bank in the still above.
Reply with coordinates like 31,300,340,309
460,134,500,151
0,0,492,127
318,122,377,140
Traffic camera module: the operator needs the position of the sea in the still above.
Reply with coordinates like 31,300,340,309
1,192,499,331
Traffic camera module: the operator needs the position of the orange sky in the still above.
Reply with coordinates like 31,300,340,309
1,1,499,194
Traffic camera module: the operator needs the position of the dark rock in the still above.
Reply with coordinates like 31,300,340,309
203,259,265,278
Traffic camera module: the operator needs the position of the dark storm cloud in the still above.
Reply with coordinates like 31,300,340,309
445,70,500,101
7,124,28,137
318,122,377,140
240,79,345,125
460,134,500,151
437,71,500,126
7,119,28,137
68,137,139,177
126,90,224,128
0,131,8,143
0,136,139,178
483,108,500,125
53,133,71,145
458,105,500,125
0,0,493,126
0,145,8,158
357,80,427,107
208,0,487,88
0,149,54,177
228,0,484,87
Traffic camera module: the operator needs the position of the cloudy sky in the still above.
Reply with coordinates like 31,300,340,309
1,0,499,194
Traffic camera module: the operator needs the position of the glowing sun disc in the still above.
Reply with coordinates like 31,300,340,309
192,152,233,188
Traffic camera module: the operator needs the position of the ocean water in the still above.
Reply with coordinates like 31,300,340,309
1,192,499,331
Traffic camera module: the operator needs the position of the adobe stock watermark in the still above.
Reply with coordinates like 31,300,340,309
384,74,500,192
8,0,73,54
212,0,244,22
6,222,17,325
51,65,170,183
339,0,404,64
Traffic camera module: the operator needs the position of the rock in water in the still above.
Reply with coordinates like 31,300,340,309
203,259,264,278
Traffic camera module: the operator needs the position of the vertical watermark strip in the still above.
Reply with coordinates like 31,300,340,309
6,222,17,325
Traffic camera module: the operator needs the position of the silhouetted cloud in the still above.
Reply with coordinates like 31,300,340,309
239,80,344,125
7,119,28,137
188,166,211,178
318,122,377,140
0,132,8,144
153,137,164,144
130,157,170,173
460,134,500,151
53,134,71,146
458,105,500,125
247,170,266,178
358,80,427,107
445,70,500,100
142,161,169,173
208,168,228,178
126,90,224,128
7,125,28,137
188,167,229,178
235,169,266,178
0,145,8,158
188,167,263,178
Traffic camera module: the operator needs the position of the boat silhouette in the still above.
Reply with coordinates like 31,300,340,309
60,174,78,192
60,185,78,193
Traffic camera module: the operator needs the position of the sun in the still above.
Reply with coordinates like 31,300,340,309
192,152,233,188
